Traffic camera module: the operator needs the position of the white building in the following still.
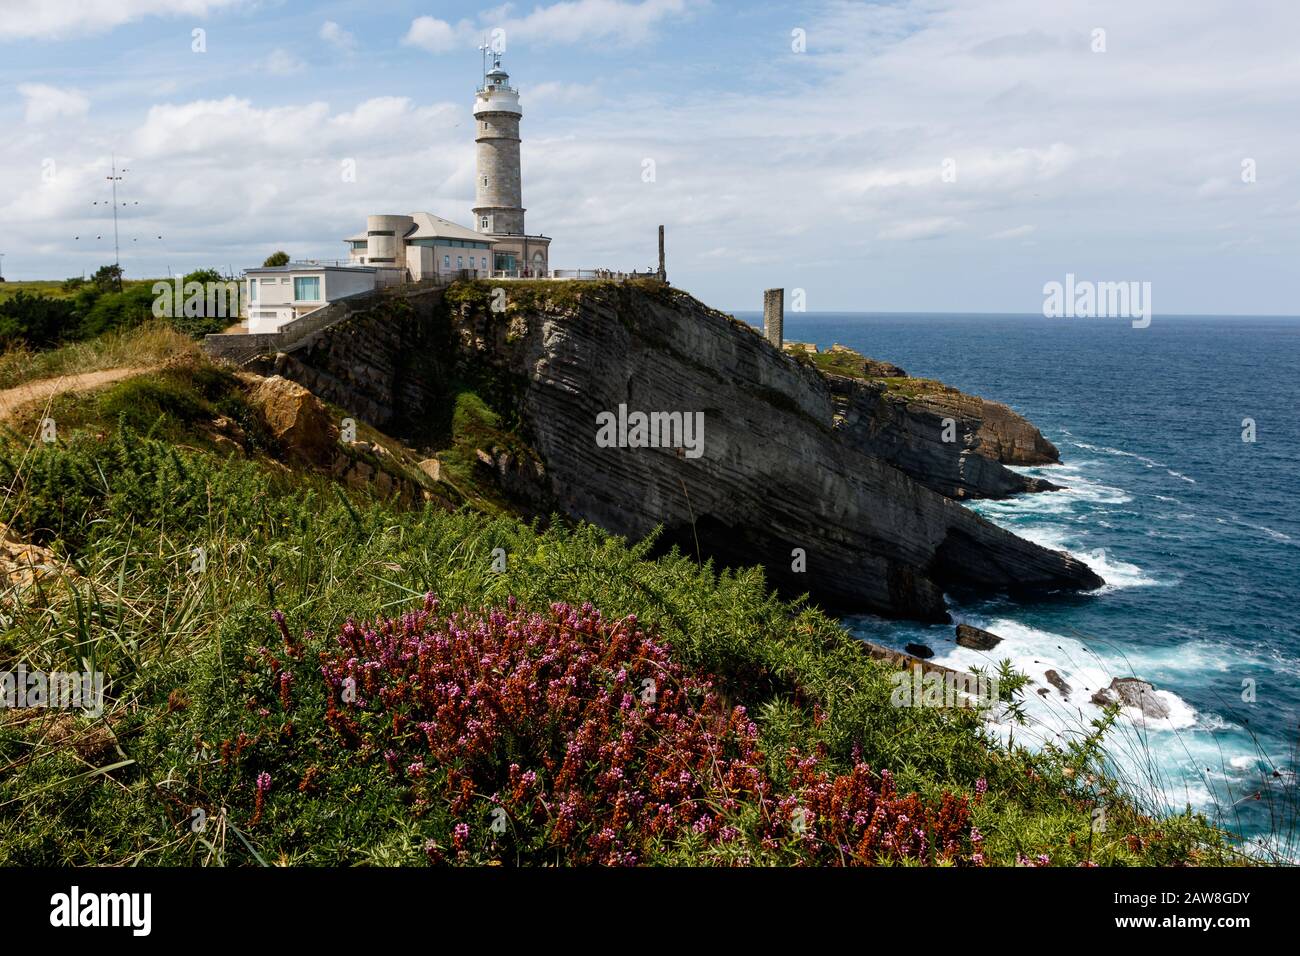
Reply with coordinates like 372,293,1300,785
342,55,551,279
239,56,554,334
242,263,382,333
344,211,497,279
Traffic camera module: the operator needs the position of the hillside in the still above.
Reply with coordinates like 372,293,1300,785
0,285,1236,866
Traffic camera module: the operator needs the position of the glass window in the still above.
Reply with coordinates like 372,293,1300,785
481,257,487,270
457,256,463,269
443,255,450,268
480,217,489,230
293,276,321,301
248,279,258,303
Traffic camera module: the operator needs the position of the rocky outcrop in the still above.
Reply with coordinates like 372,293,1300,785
955,623,1003,650
436,282,1101,620
828,374,1061,500
1044,669,1072,698
1092,678,1170,719
253,280,1102,620
2,522,78,601
243,374,337,466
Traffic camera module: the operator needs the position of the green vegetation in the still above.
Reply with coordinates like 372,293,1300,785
0,323,195,391
0,284,1246,866
0,267,234,354
263,251,290,267
0,370,1238,865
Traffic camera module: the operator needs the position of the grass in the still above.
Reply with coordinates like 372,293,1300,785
0,278,159,305
0,322,195,391
0,408,1242,865
0,301,1257,867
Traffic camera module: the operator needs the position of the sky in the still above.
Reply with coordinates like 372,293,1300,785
0,0,1297,313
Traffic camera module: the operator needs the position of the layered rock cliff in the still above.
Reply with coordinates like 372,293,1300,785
245,280,1102,621
828,375,1062,500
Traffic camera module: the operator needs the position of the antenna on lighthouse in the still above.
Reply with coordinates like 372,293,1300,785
478,35,490,86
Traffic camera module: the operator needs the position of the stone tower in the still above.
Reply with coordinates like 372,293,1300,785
764,288,784,348
473,56,525,237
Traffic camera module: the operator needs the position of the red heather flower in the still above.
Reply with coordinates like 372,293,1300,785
299,594,981,867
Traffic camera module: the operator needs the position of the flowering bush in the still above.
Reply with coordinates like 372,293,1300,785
290,595,978,866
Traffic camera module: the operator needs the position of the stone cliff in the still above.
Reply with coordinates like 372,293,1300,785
231,280,1102,621
829,375,1061,500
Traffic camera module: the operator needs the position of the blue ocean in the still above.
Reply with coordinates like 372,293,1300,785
737,310,1300,857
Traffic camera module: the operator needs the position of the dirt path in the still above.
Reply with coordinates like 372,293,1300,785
0,367,150,419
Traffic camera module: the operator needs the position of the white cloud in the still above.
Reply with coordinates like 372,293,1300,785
0,0,244,40
987,224,1036,240
319,20,355,52
403,16,463,54
491,0,695,46
401,0,695,55
263,48,305,76
877,217,963,241
18,83,90,123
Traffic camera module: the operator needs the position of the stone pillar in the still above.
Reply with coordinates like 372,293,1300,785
657,225,666,281
763,288,784,349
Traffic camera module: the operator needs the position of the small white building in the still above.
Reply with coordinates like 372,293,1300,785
242,263,382,333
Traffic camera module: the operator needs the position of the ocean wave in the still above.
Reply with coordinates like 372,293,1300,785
1067,440,1167,470
850,615,1261,816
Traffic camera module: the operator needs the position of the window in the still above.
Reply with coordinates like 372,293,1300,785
293,276,321,301
480,217,489,230
443,255,450,268
481,176,488,187
367,230,395,237
481,257,487,270
248,279,258,303
457,256,463,269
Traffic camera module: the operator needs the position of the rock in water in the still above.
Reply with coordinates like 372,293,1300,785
955,623,1003,650
1044,669,1072,698
905,643,935,659
1090,677,1170,719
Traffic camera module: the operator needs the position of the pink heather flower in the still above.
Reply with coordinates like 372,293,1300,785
256,772,271,793
975,778,988,795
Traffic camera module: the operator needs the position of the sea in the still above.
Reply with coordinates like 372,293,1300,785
735,310,1300,857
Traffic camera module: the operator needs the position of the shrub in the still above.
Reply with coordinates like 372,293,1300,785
298,595,979,865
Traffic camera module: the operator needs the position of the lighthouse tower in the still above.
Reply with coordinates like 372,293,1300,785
473,56,525,237
472,54,550,276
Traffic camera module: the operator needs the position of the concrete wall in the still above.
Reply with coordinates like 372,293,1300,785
323,268,377,300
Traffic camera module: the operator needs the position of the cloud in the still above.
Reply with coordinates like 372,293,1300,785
263,49,305,76
0,0,244,40
490,0,694,47
876,218,963,241
403,16,464,54
319,20,356,52
987,224,1036,240
18,83,89,123
401,0,695,55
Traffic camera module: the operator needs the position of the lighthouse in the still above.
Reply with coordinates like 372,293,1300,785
472,54,551,276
